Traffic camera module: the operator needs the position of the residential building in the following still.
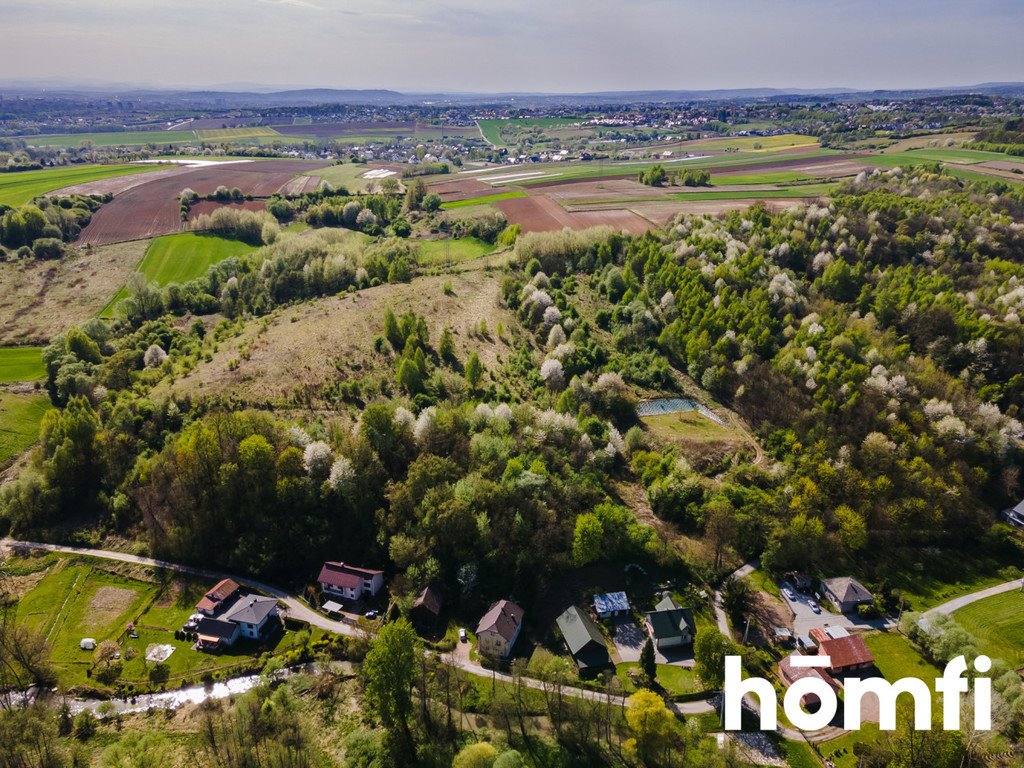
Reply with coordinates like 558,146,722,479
593,591,630,619
476,599,524,658
194,592,280,652
820,577,874,614
556,606,612,674
1002,500,1024,528
644,595,696,650
317,561,385,601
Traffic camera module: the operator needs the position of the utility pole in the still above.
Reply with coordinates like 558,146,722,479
742,617,751,645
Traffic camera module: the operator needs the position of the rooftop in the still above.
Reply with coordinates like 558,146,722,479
593,591,630,614
819,634,875,670
822,576,873,605
476,599,524,642
318,561,384,590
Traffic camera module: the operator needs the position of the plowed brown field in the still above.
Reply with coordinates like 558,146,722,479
77,160,328,245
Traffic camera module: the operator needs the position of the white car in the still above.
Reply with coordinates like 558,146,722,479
782,587,796,601
458,628,468,643
808,600,821,614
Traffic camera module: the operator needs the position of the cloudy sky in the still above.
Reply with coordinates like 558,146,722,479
5,0,1024,92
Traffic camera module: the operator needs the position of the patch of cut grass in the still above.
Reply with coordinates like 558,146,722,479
712,171,814,185
642,411,740,442
0,347,45,382
953,590,1024,665
864,631,937,686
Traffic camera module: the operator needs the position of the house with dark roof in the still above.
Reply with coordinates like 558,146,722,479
196,578,241,616
1002,500,1024,528
644,596,696,650
317,561,385,601
821,577,874,614
556,606,612,674
476,599,524,658
817,634,875,676
194,593,280,652
410,585,444,628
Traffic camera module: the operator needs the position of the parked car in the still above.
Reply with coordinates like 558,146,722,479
782,587,795,601
808,600,821,614
364,610,379,620
458,628,467,642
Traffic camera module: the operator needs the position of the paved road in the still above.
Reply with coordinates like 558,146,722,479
714,562,755,636
925,578,1024,617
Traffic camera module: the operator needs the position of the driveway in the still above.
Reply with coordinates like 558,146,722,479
779,583,896,636
611,617,646,662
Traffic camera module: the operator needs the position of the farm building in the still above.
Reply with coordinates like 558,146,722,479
556,606,612,674
820,577,874,614
593,591,630,619
317,561,385,601
409,585,445,628
644,596,696,650
476,599,524,659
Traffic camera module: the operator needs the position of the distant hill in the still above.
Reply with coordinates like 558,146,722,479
1,82,1023,107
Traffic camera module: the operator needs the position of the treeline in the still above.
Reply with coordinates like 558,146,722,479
638,164,711,187
0,194,107,259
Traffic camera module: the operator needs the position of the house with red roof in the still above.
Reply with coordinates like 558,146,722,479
317,561,385,601
196,578,241,616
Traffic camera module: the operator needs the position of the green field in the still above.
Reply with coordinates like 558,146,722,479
415,237,497,265
196,127,282,141
688,133,819,152
668,185,835,201
24,130,200,148
0,393,50,463
642,411,741,443
309,163,390,192
493,149,842,186
477,117,581,146
884,549,1022,611
953,590,1024,665
103,233,257,316
712,171,814,185
0,347,45,382
440,190,527,209
0,163,160,206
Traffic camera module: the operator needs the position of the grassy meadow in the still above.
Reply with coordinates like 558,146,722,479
414,237,497,265
0,164,160,207
0,393,50,463
953,590,1024,665
0,347,45,382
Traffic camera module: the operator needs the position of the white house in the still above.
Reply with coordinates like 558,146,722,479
317,561,385,601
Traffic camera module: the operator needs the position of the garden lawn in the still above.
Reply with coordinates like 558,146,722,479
0,347,45,382
615,662,705,697
0,393,50,463
864,632,938,685
415,237,496,265
0,164,160,207
953,590,1024,665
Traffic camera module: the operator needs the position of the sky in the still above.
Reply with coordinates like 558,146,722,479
4,0,1024,93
